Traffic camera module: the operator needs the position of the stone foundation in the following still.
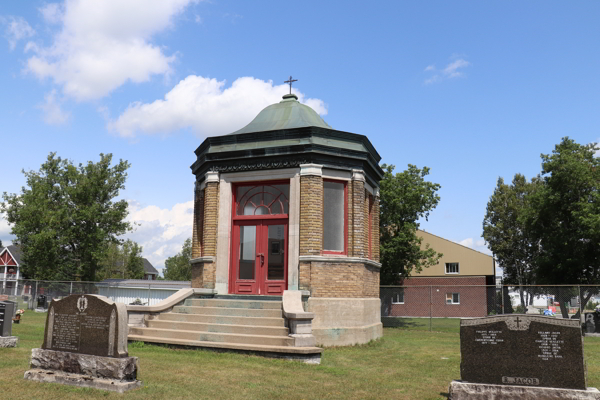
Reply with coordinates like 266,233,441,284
307,297,382,346
448,381,600,400
0,336,18,348
24,348,141,393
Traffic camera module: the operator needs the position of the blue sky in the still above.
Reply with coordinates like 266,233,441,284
1,1,599,275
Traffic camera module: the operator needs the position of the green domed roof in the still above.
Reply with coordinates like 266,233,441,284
229,94,331,135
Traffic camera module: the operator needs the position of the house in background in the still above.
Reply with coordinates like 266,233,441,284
142,258,159,280
0,245,22,295
382,230,496,318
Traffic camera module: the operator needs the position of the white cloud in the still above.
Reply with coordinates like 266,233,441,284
2,16,35,50
595,138,599,156
443,59,470,78
0,215,14,246
424,57,471,84
124,200,194,273
109,76,328,138
26,0,197,101
457,237,492,256
38,90,70,125
459,238,473,248
39,3,64,24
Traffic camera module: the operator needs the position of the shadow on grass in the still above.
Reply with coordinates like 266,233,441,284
381,317,420,328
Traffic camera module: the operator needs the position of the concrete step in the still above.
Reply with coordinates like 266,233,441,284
129,327,295,347
173,305,282,318
128,334,323,362
145,319,289,337
156,312,286,327
185,298,283,310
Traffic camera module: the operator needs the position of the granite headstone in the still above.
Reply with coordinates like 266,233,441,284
585,312,600,334
0,301,14,337
459,315,586,390
41,294,128,357
24,294,140,392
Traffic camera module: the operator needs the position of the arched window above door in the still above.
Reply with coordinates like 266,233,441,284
235,184,289,216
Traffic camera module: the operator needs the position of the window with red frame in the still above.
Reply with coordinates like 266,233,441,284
323,180,347,254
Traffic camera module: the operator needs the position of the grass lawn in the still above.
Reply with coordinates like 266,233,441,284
2,312,600,400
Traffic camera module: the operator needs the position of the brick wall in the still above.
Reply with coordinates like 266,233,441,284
299,175,323,256
350,180,365,258
191,180,219,289
383,276,490,318
203,182,219,258
299,261,379,298
191,188,204,259
372,195,380,262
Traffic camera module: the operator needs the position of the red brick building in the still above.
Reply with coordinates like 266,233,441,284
382,230,496,318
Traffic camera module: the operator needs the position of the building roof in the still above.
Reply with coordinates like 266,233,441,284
142,258,158,275
0,245,22,266
229,94,332,135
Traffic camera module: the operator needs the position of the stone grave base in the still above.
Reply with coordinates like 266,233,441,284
0,336,18,348
449,381,600,400
24,348,141,393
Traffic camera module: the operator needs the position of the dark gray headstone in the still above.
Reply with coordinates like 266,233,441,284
41,294,128,358
584,312,600,334
460,315,586,390
0,301,16,336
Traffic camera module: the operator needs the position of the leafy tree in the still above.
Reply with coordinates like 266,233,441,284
1,153,131,281
163,238,192,281
379,164,443,284
525,137,600,317
97,239,144,280
483,174,540,309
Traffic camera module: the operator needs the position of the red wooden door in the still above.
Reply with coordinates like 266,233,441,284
231,219,287,295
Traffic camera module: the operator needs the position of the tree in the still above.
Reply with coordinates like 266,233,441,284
525,137,600,316
163,238,192,281
379,164,443,284
96,239,144,280
1,153,132,281
483,174,540,309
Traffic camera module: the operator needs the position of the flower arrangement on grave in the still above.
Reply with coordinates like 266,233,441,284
13,309,25,323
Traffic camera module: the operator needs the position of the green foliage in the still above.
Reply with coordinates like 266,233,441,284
526,137,600,285
1,152,132,281
514,305,525,314
96,239,145,280
483,174,540,308
379,164,442,284
163,238,192,281
585,301,600,311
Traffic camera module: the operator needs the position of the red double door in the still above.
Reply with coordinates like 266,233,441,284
230,219,287,295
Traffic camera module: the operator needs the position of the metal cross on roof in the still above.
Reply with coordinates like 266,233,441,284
284,76,298,94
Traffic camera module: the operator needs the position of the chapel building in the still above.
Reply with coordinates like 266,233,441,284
188,93,384,345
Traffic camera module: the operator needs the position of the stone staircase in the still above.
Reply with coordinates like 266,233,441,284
128,296,322,363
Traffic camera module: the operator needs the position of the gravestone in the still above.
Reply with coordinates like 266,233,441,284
0,301,18,347
449,315,600,399
585,312,600,335
36,295,48,311
24,294,141,393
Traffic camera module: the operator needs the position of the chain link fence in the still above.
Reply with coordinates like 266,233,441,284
381,284,600,333
0,279,189,310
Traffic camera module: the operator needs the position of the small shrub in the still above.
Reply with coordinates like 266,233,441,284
514,305,525,314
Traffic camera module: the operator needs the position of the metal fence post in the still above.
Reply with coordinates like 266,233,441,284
579,285,583,323
70,281,73,295
429,285,432,332
148,284,151,306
